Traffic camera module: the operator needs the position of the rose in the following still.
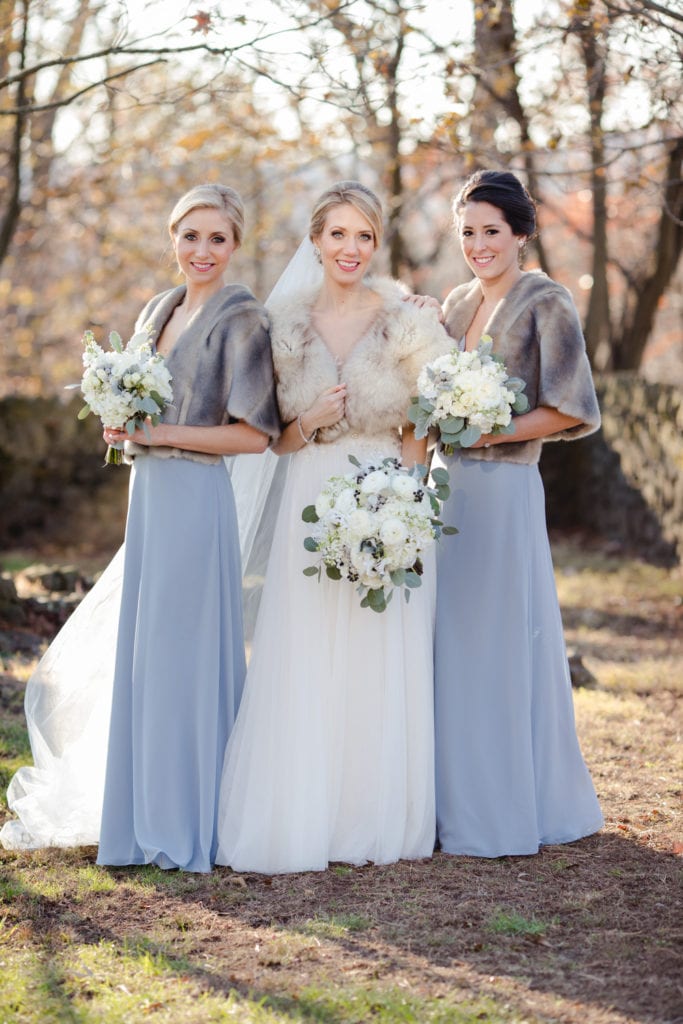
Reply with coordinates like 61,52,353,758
391,474,418,500
360,469,390,495
379,517,408,547
347,508,374,540
334,488,358,515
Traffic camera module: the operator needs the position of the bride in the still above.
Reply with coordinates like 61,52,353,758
215,181,448,874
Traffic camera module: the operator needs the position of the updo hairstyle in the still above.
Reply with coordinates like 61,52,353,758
168,184,245,248
309,180,384,248
453,170,537,239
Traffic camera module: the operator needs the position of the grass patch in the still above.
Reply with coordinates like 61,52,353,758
486,909,556,937
262,985,521,1023
0,536,680,1024
0,722,31,760
300,911,373,939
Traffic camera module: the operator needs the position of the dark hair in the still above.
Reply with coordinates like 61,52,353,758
453,170,537,238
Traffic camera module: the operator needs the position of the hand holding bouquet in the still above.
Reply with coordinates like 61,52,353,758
302,455,456,613
409,335,529,454
73,328,173,465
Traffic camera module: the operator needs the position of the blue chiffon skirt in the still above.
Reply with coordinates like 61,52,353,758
433,453,603,857
97,455,245,872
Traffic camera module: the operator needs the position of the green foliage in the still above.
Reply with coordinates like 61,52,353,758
486,909,556,936
302,505,319,524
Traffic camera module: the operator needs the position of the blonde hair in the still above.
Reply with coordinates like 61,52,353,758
309,180,383,248
168,184,245,247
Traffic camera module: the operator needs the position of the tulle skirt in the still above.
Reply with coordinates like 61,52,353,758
433,453,603,857
93,455,246,872
216,434,436,874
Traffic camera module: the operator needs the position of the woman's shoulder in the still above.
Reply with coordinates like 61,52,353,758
199,285,270,343
513,271,577,309
134,286,184,333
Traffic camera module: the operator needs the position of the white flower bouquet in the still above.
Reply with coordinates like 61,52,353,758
302,455,456,613
73,328,173,465
409,335,529,454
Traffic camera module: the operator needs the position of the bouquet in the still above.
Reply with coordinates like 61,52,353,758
302,455,456,613
409,335,529,454
72,328,173,465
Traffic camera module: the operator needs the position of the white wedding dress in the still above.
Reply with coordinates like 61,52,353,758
215,432,436,874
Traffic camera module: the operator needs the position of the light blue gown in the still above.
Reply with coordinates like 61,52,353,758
433,452,603,857
96,455,245,872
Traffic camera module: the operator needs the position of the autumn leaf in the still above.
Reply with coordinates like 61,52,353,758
191,10,212,35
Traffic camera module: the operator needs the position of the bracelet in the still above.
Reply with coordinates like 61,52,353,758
297,413,316,444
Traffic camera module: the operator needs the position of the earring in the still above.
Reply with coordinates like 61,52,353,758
313,245,322,264
518,238,525,248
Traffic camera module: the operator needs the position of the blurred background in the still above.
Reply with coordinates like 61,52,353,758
1,0,681,566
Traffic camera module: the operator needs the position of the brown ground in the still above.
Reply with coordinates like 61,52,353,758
0,535,681,1024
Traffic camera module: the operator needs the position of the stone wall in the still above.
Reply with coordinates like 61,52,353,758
0,396,129,553
0,376,681,564
540,374,683,565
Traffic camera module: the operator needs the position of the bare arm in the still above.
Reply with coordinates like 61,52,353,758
103,420,271,456
471,406,583,449
401,423,428,468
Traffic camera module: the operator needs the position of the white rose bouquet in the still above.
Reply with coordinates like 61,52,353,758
302,455,456,613
409,335,529,454
73,328,173,465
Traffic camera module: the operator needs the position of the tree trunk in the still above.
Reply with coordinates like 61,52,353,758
470,0,551,274
614,136,683,369
0,0,28,269
577,7,611,367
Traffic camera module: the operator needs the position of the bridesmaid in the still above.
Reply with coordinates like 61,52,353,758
430,170,603,857
97,184,281,871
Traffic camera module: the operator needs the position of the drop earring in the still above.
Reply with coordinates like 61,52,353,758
313,245,322,264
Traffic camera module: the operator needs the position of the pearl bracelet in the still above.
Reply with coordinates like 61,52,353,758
297,413,316,444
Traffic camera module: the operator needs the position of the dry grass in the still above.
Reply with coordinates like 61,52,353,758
0,536,681,1023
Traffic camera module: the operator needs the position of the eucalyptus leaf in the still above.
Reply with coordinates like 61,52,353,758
404,572,422,589
303,537,319,552
418,395,435,413
142,420,152,442
435,483,451,500
439,416,464,434
442,525,459,535
326,565,342,580
431,467,450,485
302,566,319,577
77,404,91,420
125,419,137,436
513,394,529,413
459,424,482,447
140,396,160,414
302,505,319,523
390,568,406,586
366,588,387,612
347,454,361,467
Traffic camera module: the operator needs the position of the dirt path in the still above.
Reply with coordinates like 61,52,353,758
0,538,681,1023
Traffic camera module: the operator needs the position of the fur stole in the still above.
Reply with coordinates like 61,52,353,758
125,283,281,464
442,271,601,465
270,277,448,443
